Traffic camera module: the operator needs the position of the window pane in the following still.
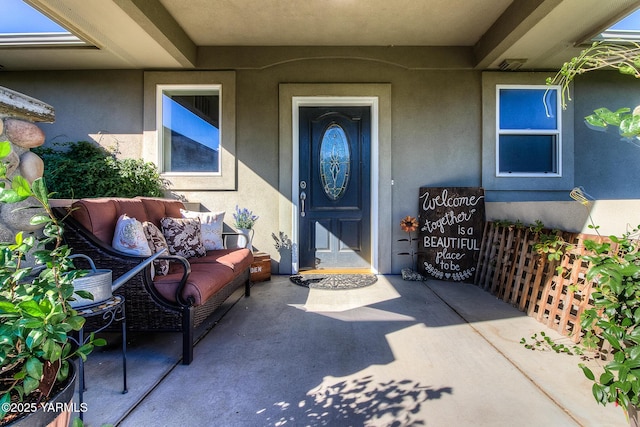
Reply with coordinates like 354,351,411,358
499,135,557,173
162,90,220,173
499,88,557,130
320,124,350,200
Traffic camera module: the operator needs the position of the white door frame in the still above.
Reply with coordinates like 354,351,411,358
292,96,379,273
278,83,392,276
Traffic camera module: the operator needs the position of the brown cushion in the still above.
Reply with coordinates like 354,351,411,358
152,263,235,305
71,198,120,244
139,197,185,225
160,217,206,258
142,221,170,276
71,197,186,245
113,199,148,223
190,248,254,272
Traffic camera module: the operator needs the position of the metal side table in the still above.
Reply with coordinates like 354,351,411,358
73,295,127,421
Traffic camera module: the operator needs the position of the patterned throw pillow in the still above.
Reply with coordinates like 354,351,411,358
180,209,225,250
160,217,206,258
142,221,170,276
112,214,152,256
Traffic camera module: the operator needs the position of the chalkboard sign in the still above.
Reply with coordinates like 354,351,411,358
417,187,485,283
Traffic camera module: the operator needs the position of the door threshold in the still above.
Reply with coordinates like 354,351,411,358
297,268,373,275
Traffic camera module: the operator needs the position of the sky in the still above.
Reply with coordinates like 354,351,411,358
4,0,68,33
611,8,640,31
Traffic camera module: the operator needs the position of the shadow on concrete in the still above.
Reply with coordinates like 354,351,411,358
81,275,612,426
259,375,452,426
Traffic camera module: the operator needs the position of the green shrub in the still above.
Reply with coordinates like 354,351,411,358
33,141,167,199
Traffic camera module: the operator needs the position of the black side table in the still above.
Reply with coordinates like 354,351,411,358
73,295,127,421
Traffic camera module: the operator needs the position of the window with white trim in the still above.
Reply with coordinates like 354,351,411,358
158,84,221,174
145,71,236,191
496,85,561,177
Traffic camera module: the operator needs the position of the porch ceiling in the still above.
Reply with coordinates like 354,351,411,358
4,0,640,71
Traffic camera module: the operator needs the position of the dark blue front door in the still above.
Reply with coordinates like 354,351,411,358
298,106,371,270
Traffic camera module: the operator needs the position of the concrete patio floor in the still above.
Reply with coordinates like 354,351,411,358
77,275,628,426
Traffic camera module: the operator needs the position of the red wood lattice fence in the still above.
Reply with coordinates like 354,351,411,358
474,221,617,343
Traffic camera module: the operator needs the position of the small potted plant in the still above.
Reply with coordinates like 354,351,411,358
233,206,259,250
0,140,104,425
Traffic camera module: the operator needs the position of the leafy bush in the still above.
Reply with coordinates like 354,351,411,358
33,141,167,199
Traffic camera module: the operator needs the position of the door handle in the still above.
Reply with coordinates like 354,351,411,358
300,191,306,217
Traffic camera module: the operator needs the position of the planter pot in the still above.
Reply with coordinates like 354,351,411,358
4,363,76,427
237,228,254,250
69,251,165,308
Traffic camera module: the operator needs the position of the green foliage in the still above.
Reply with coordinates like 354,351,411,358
547,41,640,144
492,219,573,266
33,141,166,199
534,230,573,263
529,219,545,234
543,40,640,413
0,140,104,421
575,228,640,412
584,107,640,139
523,227,640,413
520,331,584,356
547,41,640,109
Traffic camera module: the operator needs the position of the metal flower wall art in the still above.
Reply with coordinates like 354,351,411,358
399,216,424,281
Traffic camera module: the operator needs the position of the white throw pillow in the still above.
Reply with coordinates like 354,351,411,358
112,214,152,256
180,209,225,251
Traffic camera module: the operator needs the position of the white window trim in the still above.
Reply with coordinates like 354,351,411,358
156,83,223,178
495,84,562,178
143,71,236,191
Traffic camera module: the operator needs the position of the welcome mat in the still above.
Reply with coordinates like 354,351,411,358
290,274,377,290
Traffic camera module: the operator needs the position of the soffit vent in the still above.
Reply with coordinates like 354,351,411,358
499,58,527,71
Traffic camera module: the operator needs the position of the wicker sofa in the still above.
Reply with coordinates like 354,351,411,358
55,197,253,365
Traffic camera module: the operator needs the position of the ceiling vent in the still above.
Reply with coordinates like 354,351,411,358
499,58,527,71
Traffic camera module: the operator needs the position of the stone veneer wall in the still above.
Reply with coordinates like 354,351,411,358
0,86,55,244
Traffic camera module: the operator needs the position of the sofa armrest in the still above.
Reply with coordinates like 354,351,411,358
155,254,192,306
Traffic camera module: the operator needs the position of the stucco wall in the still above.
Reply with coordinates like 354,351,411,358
1,61,640,273
0,71,143,159
484,71,640,237
574,72,640,200
232,60,482,274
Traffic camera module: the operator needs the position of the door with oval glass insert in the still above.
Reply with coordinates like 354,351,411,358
298,106,371,270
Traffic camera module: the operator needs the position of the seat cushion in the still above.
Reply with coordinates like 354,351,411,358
152,263,235,306
189,248,253,272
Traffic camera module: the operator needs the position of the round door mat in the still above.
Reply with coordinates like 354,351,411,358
290,274,377,290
